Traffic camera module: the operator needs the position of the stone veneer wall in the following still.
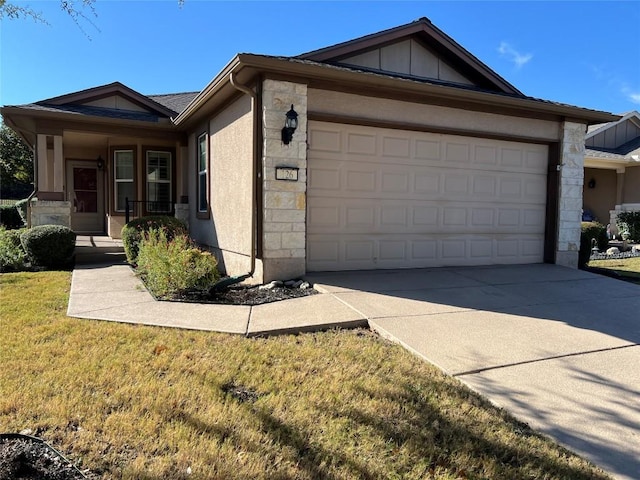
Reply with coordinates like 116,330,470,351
261,79,308,281
556,121,586,268
174,203,189,230
30,201,72,228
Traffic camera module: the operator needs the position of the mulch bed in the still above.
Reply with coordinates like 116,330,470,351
0,435,87,480
175,284,317,306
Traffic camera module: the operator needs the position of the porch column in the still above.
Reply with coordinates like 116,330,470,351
556,121,587,268
261,79,308,282
36,134,49,191
53,135,64,192
608,167,627,236
616,167,625,205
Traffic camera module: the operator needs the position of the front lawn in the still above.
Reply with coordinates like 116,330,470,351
0,271,611,479
588,256,640,285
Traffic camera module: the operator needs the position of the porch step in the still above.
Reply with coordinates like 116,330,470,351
75,235,126,265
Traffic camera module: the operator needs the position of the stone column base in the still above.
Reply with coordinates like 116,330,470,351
174,203,189,230
30,200,71,228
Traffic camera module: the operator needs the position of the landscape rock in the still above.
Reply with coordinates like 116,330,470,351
606,247,620,255
299,281,311,290
258,280,283,290
632,245,640,254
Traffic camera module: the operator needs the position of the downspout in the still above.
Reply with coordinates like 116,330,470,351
210,71,259,290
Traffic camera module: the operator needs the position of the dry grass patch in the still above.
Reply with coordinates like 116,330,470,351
0,271,611,479
588,256,640,284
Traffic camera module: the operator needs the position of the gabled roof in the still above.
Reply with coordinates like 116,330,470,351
585,111,640,163
37,82,178,118
586,111,640,139
297,17,522,96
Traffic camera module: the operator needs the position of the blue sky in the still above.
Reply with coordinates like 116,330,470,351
1,1,639,114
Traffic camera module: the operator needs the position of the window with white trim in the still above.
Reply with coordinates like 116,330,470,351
197,133,208,213
146,150,172,212
114,150,134,212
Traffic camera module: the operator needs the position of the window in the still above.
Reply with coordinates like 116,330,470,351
146,150,172,213
114,150,134,212
197,133,208,213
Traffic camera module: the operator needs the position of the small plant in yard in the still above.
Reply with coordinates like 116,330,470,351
121,215,187,265
136,228,220,299
579,221,608,268
0,226,27,272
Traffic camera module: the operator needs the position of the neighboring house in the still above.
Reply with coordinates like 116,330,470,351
583,111,640,235
1,18,618,282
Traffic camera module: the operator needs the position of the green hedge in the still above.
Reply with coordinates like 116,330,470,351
617,211,640,242
121,216,187,265
0,204,24,229
0,227,28,272
20,225,76,270
579,222,608,268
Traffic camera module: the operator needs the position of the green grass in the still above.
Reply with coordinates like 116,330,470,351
0,271,611,480
588,256,640,285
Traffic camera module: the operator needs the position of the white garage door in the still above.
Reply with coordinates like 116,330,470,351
306,121,548,271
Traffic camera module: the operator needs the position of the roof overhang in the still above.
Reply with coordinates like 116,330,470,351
174,54,619,128
1,103,184,147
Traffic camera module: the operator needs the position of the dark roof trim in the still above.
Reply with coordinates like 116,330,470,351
175,54,617,127
297,17,522,96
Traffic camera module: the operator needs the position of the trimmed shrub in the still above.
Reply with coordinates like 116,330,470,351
20,225,76,270
136,229,220,299
617,211,640,242
121,215,187,265
579,221,608,268
0,204,24,229
0,227,28,272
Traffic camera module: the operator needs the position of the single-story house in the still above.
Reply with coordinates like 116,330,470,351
1,17,618,282
583,111,640,235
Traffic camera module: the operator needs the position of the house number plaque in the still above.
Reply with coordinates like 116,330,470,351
275,166,299,181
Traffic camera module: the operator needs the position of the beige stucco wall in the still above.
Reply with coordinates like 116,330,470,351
583,168,617,224
188,95,257,279
307,89,561,141
623,165,640,204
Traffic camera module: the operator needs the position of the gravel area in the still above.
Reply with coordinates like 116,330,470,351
0,435,86,480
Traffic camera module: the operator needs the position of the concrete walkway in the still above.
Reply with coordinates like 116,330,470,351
67,262,367,336
67,259,640,480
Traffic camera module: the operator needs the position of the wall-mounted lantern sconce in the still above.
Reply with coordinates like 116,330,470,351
588,178,596,189
281,104,298,145
96,155,104,170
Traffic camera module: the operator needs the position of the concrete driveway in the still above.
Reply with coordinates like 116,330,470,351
306,264,640,480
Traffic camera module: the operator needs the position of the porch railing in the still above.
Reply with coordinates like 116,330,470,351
125,198,173,224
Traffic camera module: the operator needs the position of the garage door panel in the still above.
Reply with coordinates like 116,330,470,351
307,233,546,271
346,133,377,155
309,197,545,235
309,161,544,203
307,121,548,271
